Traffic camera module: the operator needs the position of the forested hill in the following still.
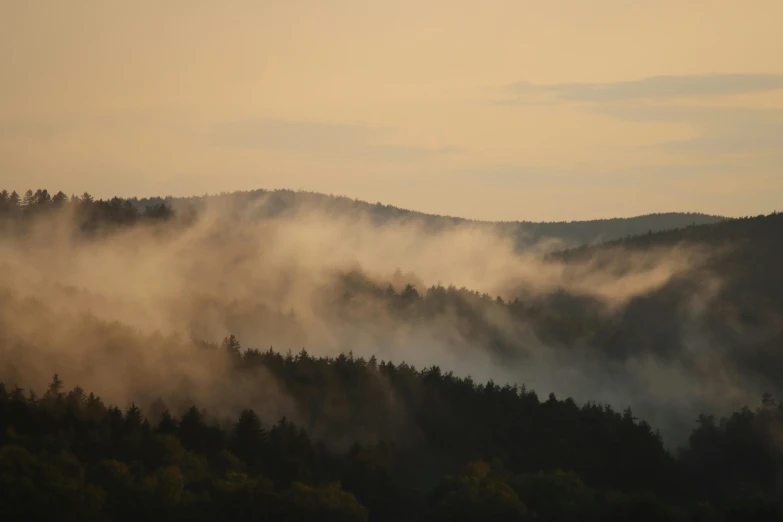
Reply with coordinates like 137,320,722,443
0,187,725,248
2,188,783,520
2,350,783,521
554,210,783,259
132,188,725,248
552,211,783,311
533,212,783,438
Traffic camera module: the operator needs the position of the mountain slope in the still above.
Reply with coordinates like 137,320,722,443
133,188,725,248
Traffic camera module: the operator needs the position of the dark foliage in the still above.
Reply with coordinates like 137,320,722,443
0,188,175,235
1,352,781,521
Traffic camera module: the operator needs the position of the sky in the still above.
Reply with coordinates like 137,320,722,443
1,0,782,222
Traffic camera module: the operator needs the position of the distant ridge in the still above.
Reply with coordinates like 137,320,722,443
132,188,726,248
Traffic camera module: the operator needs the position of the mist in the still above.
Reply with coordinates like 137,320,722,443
0,194,770,447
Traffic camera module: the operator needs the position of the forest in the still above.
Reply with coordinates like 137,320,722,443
1,351,782,521
0,189,174,231
0,188,782,520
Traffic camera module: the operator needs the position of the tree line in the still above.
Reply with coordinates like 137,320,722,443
131,187,725,248
1,337,782,521
0,188,174,233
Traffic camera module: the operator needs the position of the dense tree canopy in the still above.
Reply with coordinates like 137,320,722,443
0,188,175,234
1,357,782,521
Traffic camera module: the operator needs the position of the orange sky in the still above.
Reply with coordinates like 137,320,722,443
1,1,782,221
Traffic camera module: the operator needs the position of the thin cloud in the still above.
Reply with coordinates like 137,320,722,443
508,73,783,102
598,105,783,155
456,163,734,189
499,74,783,161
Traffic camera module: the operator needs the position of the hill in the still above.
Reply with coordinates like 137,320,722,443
0,188,782,520
132,188,725,248
0,188,778,443
1,345,781,521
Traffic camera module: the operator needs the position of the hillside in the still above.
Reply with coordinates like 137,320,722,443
132,189,725,248
0,189,778,441
2,343,782,521
552,211,783,325
1,188,782,520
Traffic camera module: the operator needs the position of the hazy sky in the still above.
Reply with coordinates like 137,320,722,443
1,1,782,221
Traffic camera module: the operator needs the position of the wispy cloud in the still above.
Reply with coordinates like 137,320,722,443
598,105,783,155
499,74,783,160
455,164,717,189
507,73,783,103
210,119,461,162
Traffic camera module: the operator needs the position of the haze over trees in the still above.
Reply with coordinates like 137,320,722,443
0,187,781,521
0,188,174,232
130,188,726,249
